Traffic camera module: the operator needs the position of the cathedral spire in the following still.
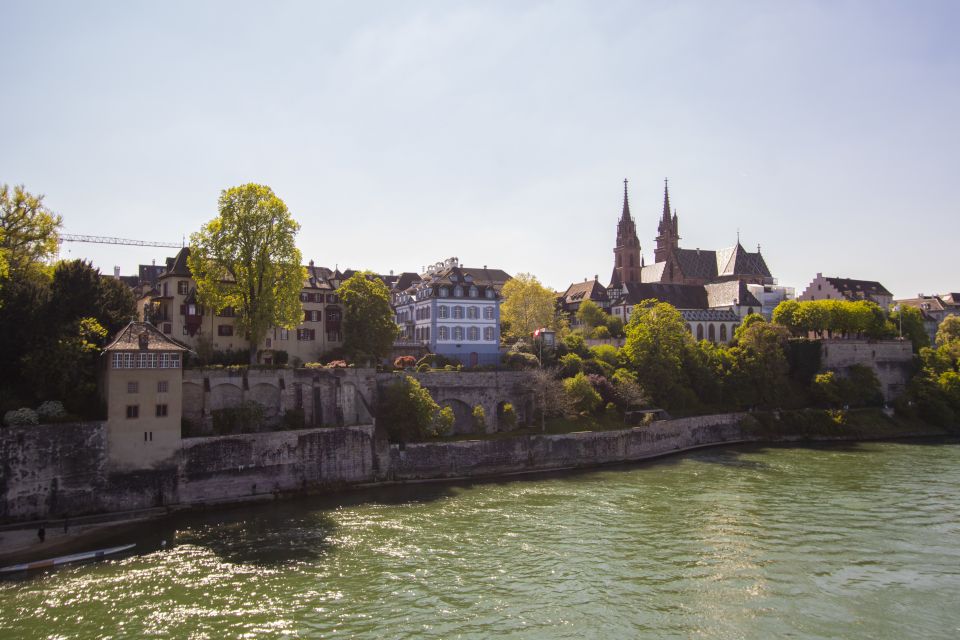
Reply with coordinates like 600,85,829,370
662,178,671,222
621,178,631,220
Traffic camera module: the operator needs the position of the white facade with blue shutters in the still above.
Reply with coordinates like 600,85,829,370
393,258,506,366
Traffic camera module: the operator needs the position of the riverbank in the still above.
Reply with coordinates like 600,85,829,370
1,408,951,566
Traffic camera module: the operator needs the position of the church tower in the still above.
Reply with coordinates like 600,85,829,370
611,179,642,288
654,179,680,263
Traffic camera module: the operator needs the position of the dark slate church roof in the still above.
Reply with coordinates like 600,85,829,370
704,280,762,309
615,282,709,310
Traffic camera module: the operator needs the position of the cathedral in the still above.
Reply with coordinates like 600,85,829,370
608,179,773,295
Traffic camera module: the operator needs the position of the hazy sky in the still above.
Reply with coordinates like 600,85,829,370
2,1,957,296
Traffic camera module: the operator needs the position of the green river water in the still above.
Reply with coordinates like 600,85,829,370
2,440,960,639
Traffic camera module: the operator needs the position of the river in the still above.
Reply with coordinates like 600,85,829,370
2,440,959,639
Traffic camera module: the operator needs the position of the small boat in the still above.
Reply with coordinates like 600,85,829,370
0,544,136,574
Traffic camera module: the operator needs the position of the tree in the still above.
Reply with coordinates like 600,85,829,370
890,305,929,353
377,375,440,441
500,273,556,340
623,300,692,407
0,184,62,276
339,271,398,364
772,299,802,335
188,184,304,364
564,372,602,414
733,313,766,343
576,299,607,334
526,368,576,430
936,316,960,347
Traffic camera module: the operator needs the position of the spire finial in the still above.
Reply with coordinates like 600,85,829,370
621,178,631,220
662,178,671,222
737,228,740,243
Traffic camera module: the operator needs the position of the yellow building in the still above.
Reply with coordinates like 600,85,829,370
102,322,188,469
138,248,346,364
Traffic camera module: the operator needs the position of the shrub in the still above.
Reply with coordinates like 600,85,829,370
394,355,417,369
563,334,589,357
472,405,486,431
417,363,431,372
811,371,843,407
4,408,39,427
431,406,455,437
589,344,620,368
563,372,602,414
211,401,265,434
377,376,440,441
272,350,289,365
36,401,66,421
281,408,306,430
591,325,611,339
499,402,517,429
558,353,584,378
503,351,540,370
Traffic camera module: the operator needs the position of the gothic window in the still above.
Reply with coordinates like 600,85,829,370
708,324,716,342
629,255,634,267
720,324,728,342
697,324,704,341
617,255,622,267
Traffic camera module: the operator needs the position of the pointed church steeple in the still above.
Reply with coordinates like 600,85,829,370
662,178,671,223
621,178,631,220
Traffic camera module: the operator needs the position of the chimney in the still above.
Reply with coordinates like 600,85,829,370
390,269,394,276
114,266,120,279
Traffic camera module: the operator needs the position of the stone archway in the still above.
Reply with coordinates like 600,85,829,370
442,399,474,434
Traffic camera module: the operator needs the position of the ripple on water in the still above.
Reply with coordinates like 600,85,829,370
2,441,960,639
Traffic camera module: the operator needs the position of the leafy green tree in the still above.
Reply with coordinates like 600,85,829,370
188,184,304,364
339,271,398,364
377,375,440,441
0,184,62,276
890,305,929,353
431,406,455,437
623,300,692,408
772,299,802,335
576,299,607,334
558,353,584,378
500,273,556,340
733,313,766,343
605,315,625,338
936,316,960,347
726,320,791,408
563,372,602,414
589,344,620,368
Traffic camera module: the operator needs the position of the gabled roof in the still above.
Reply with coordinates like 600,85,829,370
103,321,189,352
163,247,192,278
393,272,423,291
675,248,719,280
561,279,609,304
640,262,665,282
704,280,762,309
614,282,708,310
716,243,772,278
824,277,892,300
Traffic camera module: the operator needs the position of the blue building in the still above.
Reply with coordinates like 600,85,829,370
393,258,509,366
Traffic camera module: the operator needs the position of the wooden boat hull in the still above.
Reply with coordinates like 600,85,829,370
0,543,136,574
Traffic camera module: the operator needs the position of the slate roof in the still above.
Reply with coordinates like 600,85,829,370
825,277,892,300
675,248,719,280
103,321,190,352
704,280,762,309
164,247,192,277
615,282,709,310
640,262,665,283
681,308,740,322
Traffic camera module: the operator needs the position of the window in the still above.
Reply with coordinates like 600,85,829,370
218,325,234,336
439,306,449,319
126,405,139,419
265,338,272,348
127,381,139,393
178,280,189,295
485,289,495,299
156,404,168,417
453,306,464,319
424,327,430,341
439,326,449,340
157,381,169,393
304,310,321,322
439,287,449,298
484,307,494,320
720,324,728,342
298,328,316,341
137,353,158,368
218,307,235,317
144,431,153,442
162,323,172,334
327,330,341,342
326,294,339,303
468,326,479,341
484,327,494,341
467,306,479,319
469,286,478,297
159,354,180,369
279,328,289,340
454,286,463,297
454,326,464,341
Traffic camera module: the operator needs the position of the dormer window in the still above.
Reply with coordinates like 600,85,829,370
439,287,449,298
469,286,478,297
454,286,463,297
485,289,495,299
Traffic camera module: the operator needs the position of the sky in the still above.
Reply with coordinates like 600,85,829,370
1,0,958,297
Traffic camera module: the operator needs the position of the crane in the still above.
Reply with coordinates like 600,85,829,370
59,234,183,249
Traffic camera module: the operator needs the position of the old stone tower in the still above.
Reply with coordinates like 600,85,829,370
610,179,643,289
654,179,680,264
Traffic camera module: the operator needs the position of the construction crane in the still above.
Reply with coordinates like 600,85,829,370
59,234,183,249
